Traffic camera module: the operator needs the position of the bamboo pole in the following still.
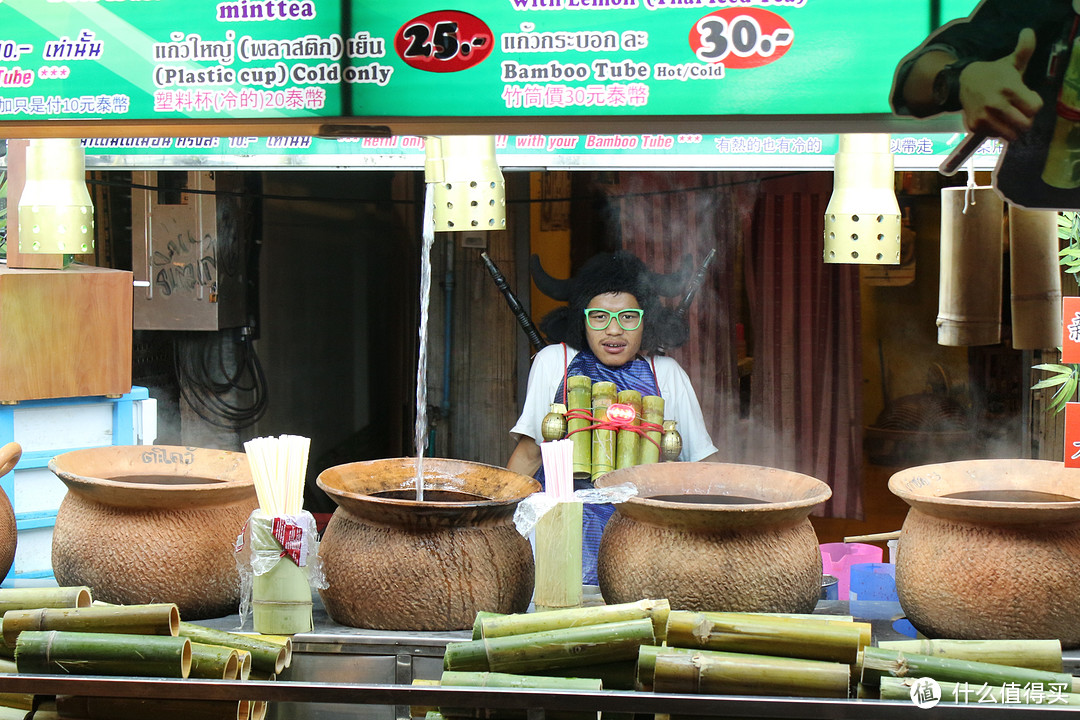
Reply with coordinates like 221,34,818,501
567,376,592,479
637,396,663,465
665,611,870,664
590,382,617,480
178,623,286,675
0,588,92,615
443,619,656,674
439,671,601,720
189,643,241,680
880,676,1080,705
2,604,179,647
614,390,642,470
0,659,33,714
235,650,253,681
861,646,1080,692
477,599,670,641
651,649,851,698
540,660,637,691
471,612,502,641
877,639,1062,673
14,631,191,678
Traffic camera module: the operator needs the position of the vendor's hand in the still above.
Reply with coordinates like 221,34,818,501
958,28,1043,141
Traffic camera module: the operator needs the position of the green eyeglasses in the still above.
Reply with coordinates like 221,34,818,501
584,308,644,331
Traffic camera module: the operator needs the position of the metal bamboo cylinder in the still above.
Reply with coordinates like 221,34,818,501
937,186,1003,346
1009,205,1062,349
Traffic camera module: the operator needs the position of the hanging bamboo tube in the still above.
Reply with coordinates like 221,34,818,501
69,697,252,720
443,619,656,674
664,611,870,665
0,587,92,615
637,396,664,465
189,643,241,680
861,646,1080,691
1009,205,1062,350
877,638,1062,673
614,390,642,470
178,623,287,675
2,603,179,647
439,671,601,720
566,376,593,479
14,631,191,678
590,382,617,480
651,649,851,698
937,186,1004,346
880,676,1080,705
476,599,670,641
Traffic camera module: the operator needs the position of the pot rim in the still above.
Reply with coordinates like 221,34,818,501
889,458,1080,525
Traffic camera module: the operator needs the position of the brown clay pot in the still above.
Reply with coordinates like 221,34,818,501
49,445,258,619
0,442,20,581
316,457,540,631
890,459,1080,648
596,462,831,613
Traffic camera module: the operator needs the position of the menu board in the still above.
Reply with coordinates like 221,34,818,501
0,0,980,127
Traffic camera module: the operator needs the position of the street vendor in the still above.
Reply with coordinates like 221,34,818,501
507,250,719,585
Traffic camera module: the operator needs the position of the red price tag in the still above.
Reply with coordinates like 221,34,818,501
689,8,794,69
1064,298,1080,364
606,403,637,426
1067,403,1080,468
396,11,494,73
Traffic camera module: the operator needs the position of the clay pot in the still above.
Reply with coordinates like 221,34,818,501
596,462,832,613
0,442,20,581
316,457,539,631
890,459,1080,648
49,445,258,619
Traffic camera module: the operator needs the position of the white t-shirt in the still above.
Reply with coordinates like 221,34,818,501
510,344,719,462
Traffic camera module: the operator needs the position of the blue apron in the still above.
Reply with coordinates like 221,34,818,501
537,347,661,585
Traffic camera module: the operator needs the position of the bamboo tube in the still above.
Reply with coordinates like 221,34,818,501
15,631,191,678
472,612,503,640
250,514,314,635
651,649,851,698
1009,205,1062,350
0,658,33,715
533,500,584,611
877,639,1062,673
614,390,642,470
880,676,1080,705
410,678,442,718
590,382,617,480
861,646,1080,692
79,698,251,720
637,646,700,692
2,604,179,647
189,643,241,680
541,660,637,691
566,376,592,479
443,619,656,674
937,186,1004,346
0,588,92,615
637,396,663,465
249,701,267,720
664,611,870,664
439,671,601,720
477,599,670,642
235,650,253,681
178,623,286,675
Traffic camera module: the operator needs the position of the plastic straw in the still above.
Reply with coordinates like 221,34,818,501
244,435,311,516
541,439,574,501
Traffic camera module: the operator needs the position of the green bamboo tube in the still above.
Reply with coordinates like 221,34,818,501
443,618,655,674
471,612,503,640
590,382,617,480
439,671,601,720
652,649,851,698
79,697,251,720
566,376,593,479
638,396,664,465
665,611,870,664
533,500,584,611
880,676,1080,705
250,700,267,720
178,623,286,675
235,650,253,681
877,639,1062,672
637,646,700,692
410,678,442,719
861,646,1080,691
2,603,179,647
250,514,313,635
189,643,241,680
14,630,191,678
614,390,642,470
542,660,637,690
0,587,92,616
0,657,32,714
478,599,670,642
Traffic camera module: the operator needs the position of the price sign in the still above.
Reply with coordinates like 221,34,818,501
1063,297,1080,364
395,10,494,73
1066,403,1080,468
689,8,795,69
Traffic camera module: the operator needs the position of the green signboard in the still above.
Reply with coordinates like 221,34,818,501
0,0,979,128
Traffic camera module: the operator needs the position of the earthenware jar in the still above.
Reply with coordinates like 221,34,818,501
596,462,832,613
0,442,20,581
316,457,539,631
890,458,1080,648
49,445,258,619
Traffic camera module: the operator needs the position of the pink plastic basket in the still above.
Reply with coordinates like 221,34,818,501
819,542,883,600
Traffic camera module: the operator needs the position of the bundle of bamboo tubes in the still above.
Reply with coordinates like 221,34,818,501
0,587,291,720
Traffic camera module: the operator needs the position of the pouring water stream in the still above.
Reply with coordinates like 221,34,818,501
414,183,436,500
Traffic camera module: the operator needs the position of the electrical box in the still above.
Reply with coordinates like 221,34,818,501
132,171,249,331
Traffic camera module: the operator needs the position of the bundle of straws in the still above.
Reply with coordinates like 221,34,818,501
244,434,310,517
541,438,574,501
